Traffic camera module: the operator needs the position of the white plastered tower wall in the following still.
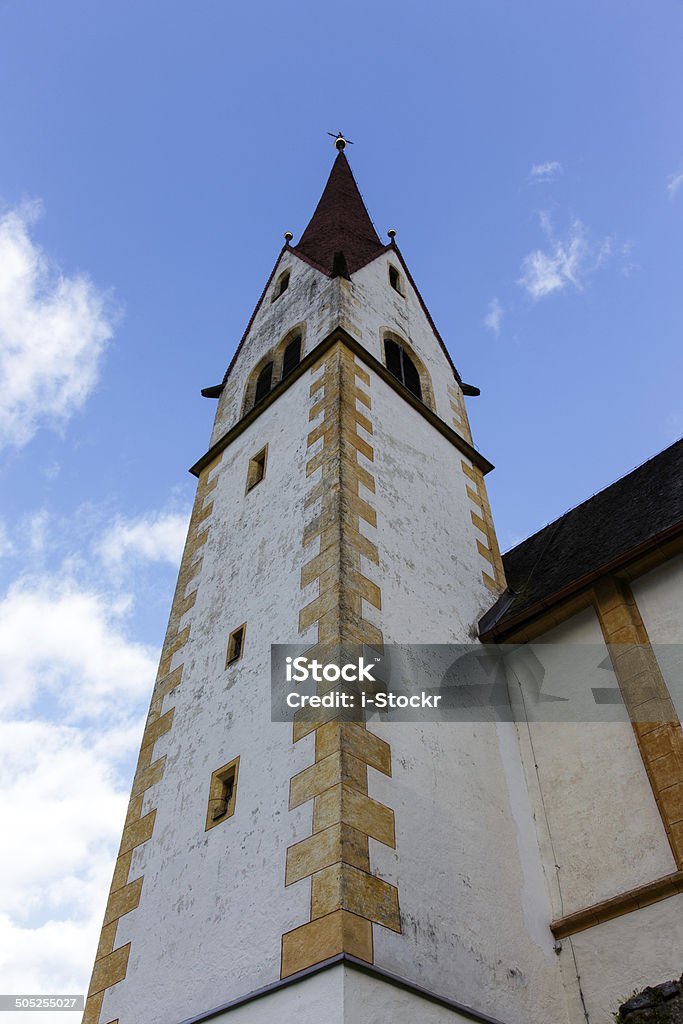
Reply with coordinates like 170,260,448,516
83,150,581,1024
93,372,321,1024
360,366,569,1023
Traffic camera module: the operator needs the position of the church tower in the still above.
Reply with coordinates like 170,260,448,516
83,140,578,1024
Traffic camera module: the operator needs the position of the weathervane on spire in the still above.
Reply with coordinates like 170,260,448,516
327,130,353,151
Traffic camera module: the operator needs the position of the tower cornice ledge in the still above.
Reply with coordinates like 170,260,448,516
190,327,494,478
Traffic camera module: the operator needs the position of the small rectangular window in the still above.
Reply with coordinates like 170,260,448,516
246,445,268,492
389,265,403,294
226,623,246,666
205,756,240,830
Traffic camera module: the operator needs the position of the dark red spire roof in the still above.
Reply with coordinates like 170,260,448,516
292,151,386,276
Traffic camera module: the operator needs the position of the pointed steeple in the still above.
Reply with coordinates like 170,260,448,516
292,150,386,276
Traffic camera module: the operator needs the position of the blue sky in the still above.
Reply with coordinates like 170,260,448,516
0,0,682,1012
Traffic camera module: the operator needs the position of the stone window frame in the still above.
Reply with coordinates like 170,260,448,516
225,622,246,667
380,330,435,411
246,444,268,493
205,756,240,831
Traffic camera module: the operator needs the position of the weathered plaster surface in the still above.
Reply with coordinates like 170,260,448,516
207,966,345,1024
369,368,493,643
368,715,569,1024
342,966,492,1023
570,894,683,1024
101,376,317,1024
349,365,568,1024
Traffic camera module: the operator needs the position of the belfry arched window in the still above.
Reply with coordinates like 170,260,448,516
281,335,301,379
384,338,422,401
253,361,273,406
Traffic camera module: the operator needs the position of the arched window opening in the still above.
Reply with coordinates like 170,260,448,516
385,339,422,401
253,361,273,406
273,272,290,300
388,265,403,295
281,335,302,379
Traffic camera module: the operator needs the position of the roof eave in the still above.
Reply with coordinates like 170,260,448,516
478,519,683,642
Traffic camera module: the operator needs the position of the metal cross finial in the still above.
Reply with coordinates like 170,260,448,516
327,130,354,151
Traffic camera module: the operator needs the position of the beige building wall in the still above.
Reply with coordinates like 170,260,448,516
570,893,683,1023
511,585,683,1023
515,606,676,919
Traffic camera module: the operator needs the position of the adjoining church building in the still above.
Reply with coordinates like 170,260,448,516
83,139,683,1024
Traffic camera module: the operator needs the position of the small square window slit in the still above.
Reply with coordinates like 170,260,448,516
246,445,268,492
226,623,246,666
205,756,240,830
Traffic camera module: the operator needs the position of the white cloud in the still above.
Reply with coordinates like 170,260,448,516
667,170,683,198
0,569,156,1017
518,214,611,300
0,202,115,451
529,160,562,182
0,720,129,922
483,297,503,335
0,576,156,719
0,715,135,1023
0,494,189,1015
97,510,189,570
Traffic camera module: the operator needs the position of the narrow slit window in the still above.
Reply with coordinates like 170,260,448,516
389,265,403,294
206,756,240,830
253,361,273,406
246,445,268,492
273,271,290,300
226,623,246,666
281,335,302,379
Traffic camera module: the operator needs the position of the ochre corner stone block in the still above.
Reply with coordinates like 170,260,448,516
313,783,396,848
82,991,104,1024
285,822,370,885
87,944,131,997
281,909,372,978
289,750,368,809
310,862,401,932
